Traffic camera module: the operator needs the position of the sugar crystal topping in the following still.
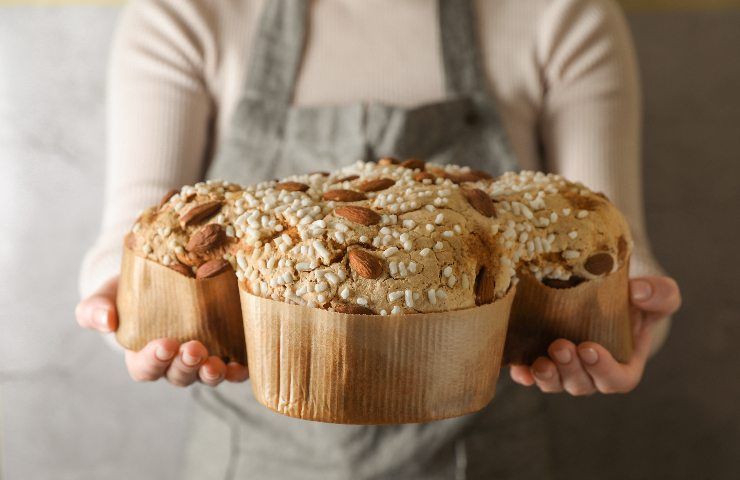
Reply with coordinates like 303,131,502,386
129,161,632,314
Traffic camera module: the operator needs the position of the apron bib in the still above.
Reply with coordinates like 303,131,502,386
184,1,553,478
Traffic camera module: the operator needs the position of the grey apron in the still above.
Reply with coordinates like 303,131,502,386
184,1,554,478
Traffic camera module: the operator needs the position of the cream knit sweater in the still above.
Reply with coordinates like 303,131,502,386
80,0,662,298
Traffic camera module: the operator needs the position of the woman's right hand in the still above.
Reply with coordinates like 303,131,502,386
75,277,249,387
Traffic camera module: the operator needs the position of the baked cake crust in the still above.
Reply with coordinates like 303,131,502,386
126,159,633,315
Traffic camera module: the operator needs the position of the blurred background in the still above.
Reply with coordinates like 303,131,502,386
1,1,739,479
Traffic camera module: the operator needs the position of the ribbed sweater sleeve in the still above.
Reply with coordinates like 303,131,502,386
79,0,213,297
538,0,662,277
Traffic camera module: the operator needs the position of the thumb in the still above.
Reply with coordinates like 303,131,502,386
75,277,120,333
629,276,681,320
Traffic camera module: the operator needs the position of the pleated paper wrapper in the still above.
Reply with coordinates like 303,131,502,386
504,259,633,365
240,287,515,425
116,244,631,423
116,248,247,364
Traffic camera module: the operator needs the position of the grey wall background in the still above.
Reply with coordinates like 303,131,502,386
0,7,191,480
1,4,738,480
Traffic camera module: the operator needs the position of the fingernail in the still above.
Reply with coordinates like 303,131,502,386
579,347,599,365
203,367,221,380
533,365,552,380
155,346,174,361
553,348,571,364
182,351,201,367
631,279,653,302
95,308,110,331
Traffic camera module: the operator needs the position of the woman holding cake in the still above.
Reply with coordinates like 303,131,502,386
76,0,681,478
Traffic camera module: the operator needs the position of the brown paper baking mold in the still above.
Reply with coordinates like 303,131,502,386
116,245,630,421
116,247,247,364
240,287,515,425
504,260,633,365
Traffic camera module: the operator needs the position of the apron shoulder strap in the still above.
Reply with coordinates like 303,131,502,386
242,0,309,106
438,0,488,97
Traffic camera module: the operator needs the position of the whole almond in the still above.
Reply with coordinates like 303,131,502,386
475,267,496,305
175,250,195,267
275,181,310,192
186,224,225,254
357,177,395,192
413,172,436,182
348,249,384,279
179,201,223,227
377,157,400,166
584,252,614,275
168,262,195,278
470,169,493,180
158,188,179,208
617,236,628,263
429,167,487,184
332,174,359,184
322,189,367,202
448,172,483,184
400,158,425,170
334,304,375,315
310,171,330,177
196,259,232,279
462,188,497,217
334,206,381,226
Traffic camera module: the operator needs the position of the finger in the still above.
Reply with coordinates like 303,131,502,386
165,341,208,387
75,277,120,333
632,308,645,337
577,335,646,395
548,339,596,396
124,339,179,382
530,357,563,393
509,365,535,386
630,276,681,320
225,362,250,383
198,356,227,387
631,311,658,365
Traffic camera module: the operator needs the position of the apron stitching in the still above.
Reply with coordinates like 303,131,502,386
192,387,243,480
454,438,468,480
222,422,241,480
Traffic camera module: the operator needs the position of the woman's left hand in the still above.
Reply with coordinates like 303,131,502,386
509,276,681,395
